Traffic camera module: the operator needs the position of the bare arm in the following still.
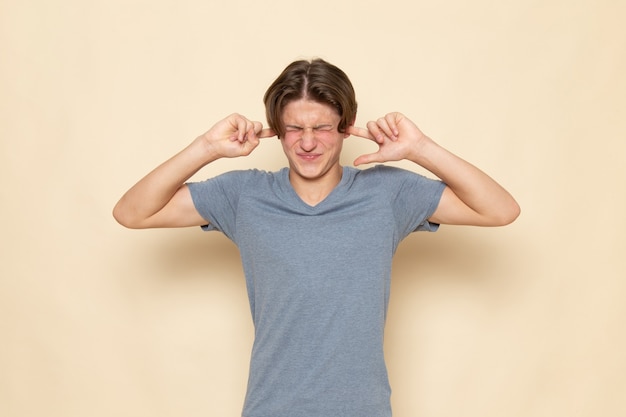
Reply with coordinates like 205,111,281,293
113,114,275,229
347,113,520,226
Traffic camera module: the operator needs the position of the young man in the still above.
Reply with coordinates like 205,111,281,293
113,59,519,417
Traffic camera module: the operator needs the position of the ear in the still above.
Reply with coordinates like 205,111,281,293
343,115,357,138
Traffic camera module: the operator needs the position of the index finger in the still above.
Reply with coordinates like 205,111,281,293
347,125,374,140
258,128,277,138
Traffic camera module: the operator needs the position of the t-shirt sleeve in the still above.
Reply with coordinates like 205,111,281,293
383,166,446,237
186,170,251,239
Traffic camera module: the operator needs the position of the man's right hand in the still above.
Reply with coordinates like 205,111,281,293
113,114,275,229
200,113,276,159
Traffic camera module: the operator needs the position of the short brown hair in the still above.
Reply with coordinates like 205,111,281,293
263,59,357,138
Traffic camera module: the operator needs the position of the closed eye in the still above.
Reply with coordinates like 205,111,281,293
284,124,335,133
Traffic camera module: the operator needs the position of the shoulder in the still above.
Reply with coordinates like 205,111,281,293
352,164,431,184
187,169,283,206
352,164,446,201
185,169,285,223
189,168,280,189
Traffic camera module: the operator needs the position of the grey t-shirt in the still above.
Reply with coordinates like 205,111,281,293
188,165,445,417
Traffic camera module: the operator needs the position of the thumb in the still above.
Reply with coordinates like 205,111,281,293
353,152,383,166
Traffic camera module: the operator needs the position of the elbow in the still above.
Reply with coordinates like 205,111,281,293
112,202,143,229
493,200,521,226
510,201,522,224
475,198,521,227
112,205,131,228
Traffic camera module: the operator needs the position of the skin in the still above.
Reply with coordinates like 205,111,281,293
279,99,350,206
113,100,520,229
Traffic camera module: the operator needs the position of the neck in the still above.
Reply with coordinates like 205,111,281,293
289,165,343,206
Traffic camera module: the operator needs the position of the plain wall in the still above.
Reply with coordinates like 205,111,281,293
1,0,625,416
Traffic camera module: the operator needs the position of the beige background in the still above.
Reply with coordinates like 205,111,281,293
1,0,625,416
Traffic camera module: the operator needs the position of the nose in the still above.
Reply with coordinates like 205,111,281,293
300,128,317,151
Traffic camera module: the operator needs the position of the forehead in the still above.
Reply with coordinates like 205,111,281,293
282,99,340,126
